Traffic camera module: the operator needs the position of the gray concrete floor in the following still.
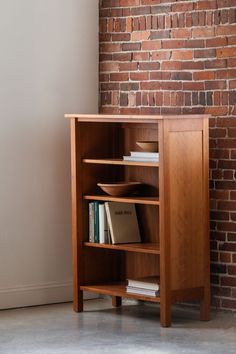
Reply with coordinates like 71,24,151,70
0,298,235,354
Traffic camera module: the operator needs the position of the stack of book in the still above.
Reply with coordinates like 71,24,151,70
126,276,160,297
123,151,159,162
88,201,141,244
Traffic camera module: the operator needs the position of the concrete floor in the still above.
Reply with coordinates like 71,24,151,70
0,299,235,354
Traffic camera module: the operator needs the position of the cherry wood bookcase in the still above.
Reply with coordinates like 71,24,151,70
65,113,210,327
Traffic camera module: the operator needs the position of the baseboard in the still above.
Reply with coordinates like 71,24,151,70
0,281,97,310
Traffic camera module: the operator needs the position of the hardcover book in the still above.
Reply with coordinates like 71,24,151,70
105,202,141,244
127,276,160,291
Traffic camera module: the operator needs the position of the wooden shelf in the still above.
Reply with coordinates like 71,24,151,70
83,158,159,167
80,283,160,303
83,195,160,205
83,242,160,254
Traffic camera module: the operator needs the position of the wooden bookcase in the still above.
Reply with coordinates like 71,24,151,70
65,113,210,327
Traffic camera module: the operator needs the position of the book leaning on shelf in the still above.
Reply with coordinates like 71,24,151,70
105,202,141,244
126,276,160,297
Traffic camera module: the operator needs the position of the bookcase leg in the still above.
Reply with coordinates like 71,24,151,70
73,290,83,312
160,304,171,327
112,296,122,307
200,288,210,321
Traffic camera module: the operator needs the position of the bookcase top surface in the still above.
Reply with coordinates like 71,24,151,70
64,113,210,123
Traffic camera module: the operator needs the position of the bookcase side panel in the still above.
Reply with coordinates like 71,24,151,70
164,119,209,291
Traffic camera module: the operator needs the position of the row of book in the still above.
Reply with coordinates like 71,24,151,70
88,201,141,244
126,276,160,297
123,151,159,163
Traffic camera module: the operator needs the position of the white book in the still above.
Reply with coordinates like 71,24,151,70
99,203,108,244
130,151,159,158
127,276,160,291
126,286,159,297
123,156,159,162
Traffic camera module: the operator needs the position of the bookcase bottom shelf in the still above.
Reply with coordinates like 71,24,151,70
80,283,161,303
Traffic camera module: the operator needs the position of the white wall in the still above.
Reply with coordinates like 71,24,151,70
0,0,98,309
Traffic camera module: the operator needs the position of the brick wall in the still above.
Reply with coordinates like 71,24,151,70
99,0,236,310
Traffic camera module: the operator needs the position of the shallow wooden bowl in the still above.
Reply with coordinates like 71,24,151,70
136,141,158,152
97,182,142,197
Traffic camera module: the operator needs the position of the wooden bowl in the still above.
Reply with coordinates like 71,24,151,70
97,182,142,197
136,141,158,152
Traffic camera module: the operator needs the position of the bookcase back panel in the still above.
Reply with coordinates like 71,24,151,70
82,165,124,195
83,248,123,284
136,205,159,243
123,253,160,280
122,123,158,156
124,166,159,197
78,122,123,159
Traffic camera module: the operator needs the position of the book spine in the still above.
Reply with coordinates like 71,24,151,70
105,202,114,244
88,202,94,242
94,201,99,243
99,203,105,244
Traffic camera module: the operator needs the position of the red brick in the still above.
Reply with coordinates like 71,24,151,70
113,53,132,61
221,276,236,287
171,50,193,60
222,299,236,310
139,62,160,70
126,18,133,32
100,43,121,53
205,59,227,69
192,27,215,38
130,72,149,81
120,0,139,6
206,37,227,48
111,33,131,41
119,62,138,71
140,81,161,90
132,52,150,61
172,2,194,12
217,48,236,58
194,49,216,59
172,29,191,39
141,40,161,50
131,6,151,16
151,51,171,60
161,61,182,70
110,73,129,81
183,82,204,91
100,62,119,72
131,31,151,41
122,43,141,51
210,189,229,199
220,252,231,263
216,25,236,36
196,0,217,10
193,71,215,80
162,40,185,49
205,80,226,90
161,81,183,90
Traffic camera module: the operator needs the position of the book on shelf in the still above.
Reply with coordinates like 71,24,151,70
88,201,110,244
126,276,160,297
98,203,109,244
127,276,160,291
123,151,159,162
131,151,159,158
88,202,95,243
126,286,159,297
105,202,141,244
